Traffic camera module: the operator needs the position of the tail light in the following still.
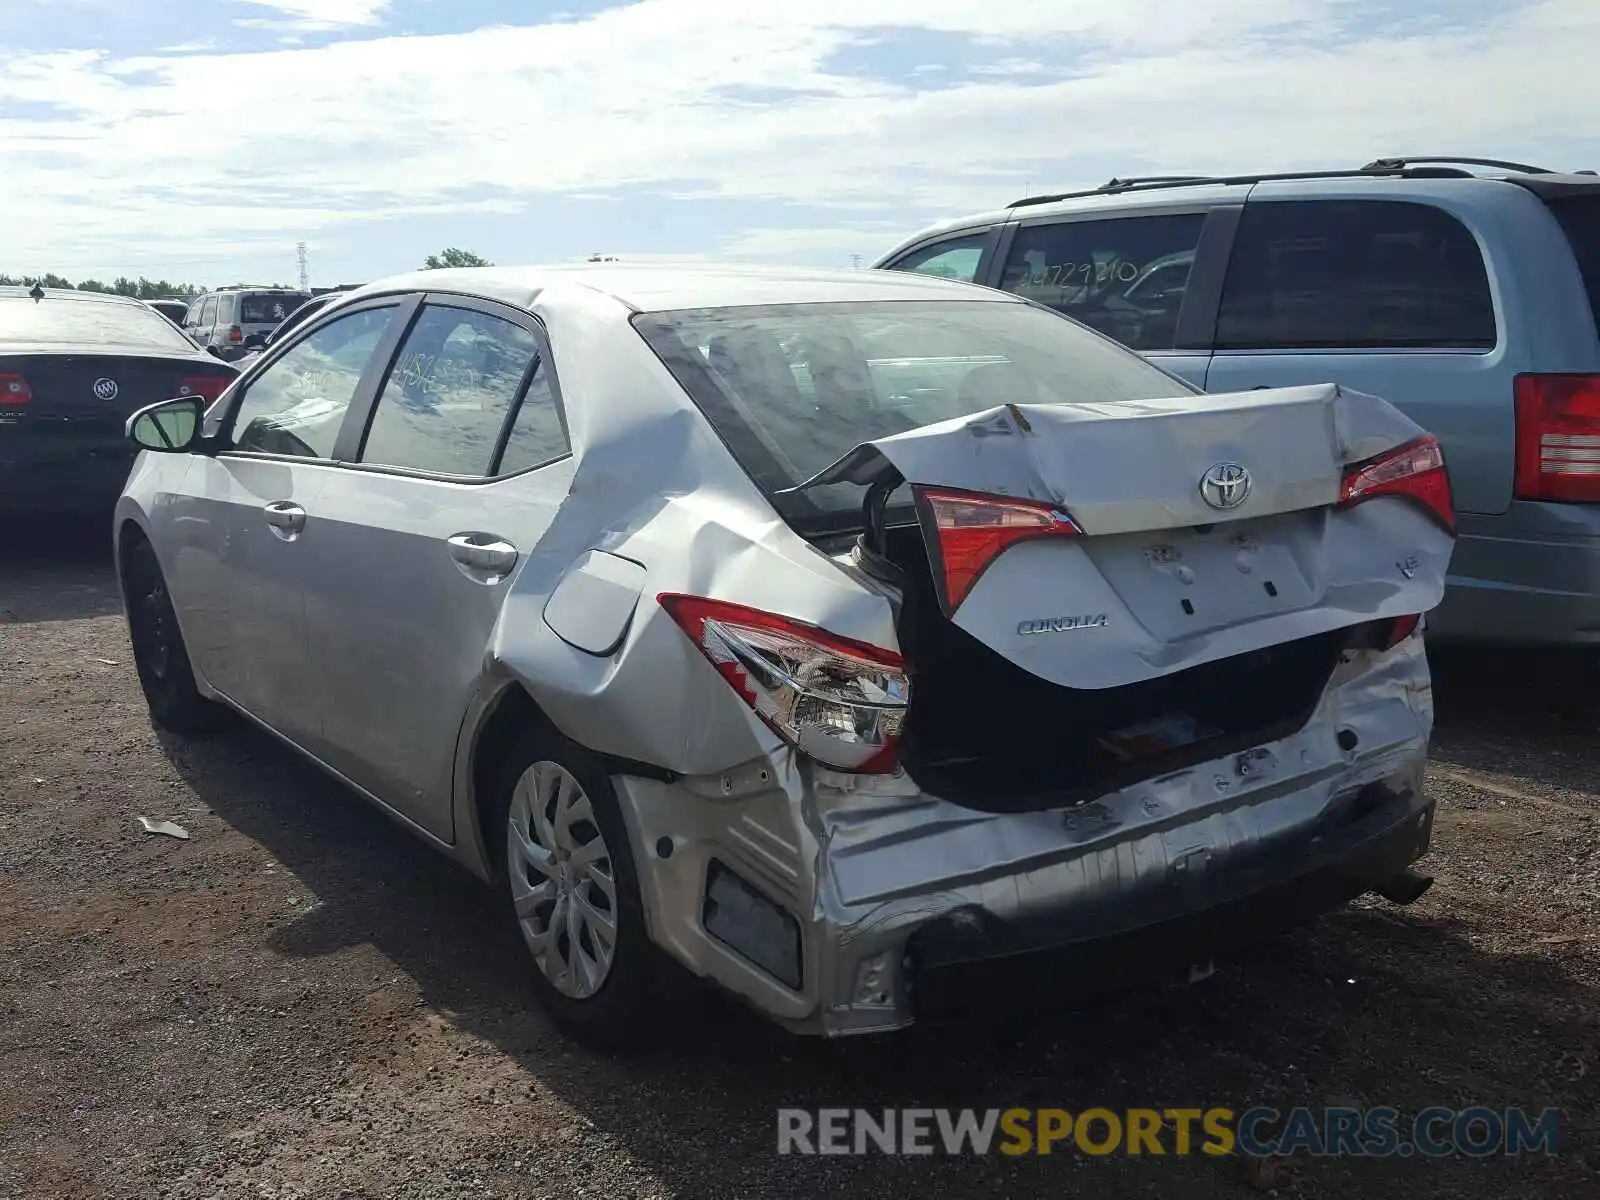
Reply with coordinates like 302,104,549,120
227,325,242,343
658,594,909,774
177,374,231,402
1338,436,1454,534
914,486,1082,612
0,372,31,407
1383,613,1422,649
1514,373,1600,503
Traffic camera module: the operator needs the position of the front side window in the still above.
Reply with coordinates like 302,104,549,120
887,234,989,283
358,305,541,476
228,305,397,458
1215,199,1497,350
997,214,1207,351
634,299,1195,518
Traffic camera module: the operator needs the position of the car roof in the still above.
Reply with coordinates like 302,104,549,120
342,261,1018,313
880,160,1600,251
0,286,151,306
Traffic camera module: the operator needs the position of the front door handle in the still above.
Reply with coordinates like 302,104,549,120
263,501,306,535
448,533,519,581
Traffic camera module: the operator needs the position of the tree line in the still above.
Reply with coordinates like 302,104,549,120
3,249,500,301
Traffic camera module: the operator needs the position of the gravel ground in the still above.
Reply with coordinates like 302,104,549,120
2,520,1597,1199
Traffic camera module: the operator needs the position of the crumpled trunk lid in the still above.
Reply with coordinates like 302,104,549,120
798,382,1455,690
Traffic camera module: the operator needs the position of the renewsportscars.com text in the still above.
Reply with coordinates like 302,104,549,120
776,1106,1560,1158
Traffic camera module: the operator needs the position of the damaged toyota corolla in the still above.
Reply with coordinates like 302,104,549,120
113,264,1454,1047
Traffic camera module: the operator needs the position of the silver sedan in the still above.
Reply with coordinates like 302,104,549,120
114,264,1454,1045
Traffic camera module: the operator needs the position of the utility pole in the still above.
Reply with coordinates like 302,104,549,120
296,242,309,290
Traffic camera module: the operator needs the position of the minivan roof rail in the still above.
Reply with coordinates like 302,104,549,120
1361,155,1556,174
1006,157,1560,210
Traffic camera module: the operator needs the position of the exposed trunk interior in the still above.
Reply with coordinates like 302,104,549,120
865,521,1349,814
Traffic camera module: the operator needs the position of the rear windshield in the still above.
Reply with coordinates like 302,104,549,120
632,299,1196,519
1548,197,1600,337
239,293,310,324
0,296,196,350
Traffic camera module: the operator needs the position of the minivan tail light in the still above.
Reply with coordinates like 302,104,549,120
1338,436,1455,534
177,374,230,402
1514,373,1600,503
658,594,909,774
227,325,242,343
0,372,31,406
914,486,1082,612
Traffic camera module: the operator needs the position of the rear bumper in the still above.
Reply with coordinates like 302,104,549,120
1431,502,1600,647
0,437,135,512
615,638,1436,1036
907,781,1431,1023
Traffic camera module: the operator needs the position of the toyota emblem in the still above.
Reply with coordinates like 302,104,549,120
92,377,119,401
1199,462,1252,510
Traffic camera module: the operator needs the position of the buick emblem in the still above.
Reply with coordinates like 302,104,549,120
92,377,119,401
1199,462,1251,510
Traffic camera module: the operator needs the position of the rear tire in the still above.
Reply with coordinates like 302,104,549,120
122,537,227,735
489,727,662,1051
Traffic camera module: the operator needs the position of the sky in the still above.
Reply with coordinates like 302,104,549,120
0,0,1594,289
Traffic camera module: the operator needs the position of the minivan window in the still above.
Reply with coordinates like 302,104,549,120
633,299,1195,516
889,235,988,283
1215,200,1497,351
997,214,1206,351
241,292,311,325
1547,197,1600,338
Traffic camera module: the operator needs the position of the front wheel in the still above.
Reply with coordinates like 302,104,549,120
491,731,661,1050
122,537,227,735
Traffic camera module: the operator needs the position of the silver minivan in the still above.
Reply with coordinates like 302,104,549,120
876,157,1600,651
183,287,312,362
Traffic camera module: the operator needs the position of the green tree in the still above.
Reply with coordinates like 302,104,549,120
422,247,492,269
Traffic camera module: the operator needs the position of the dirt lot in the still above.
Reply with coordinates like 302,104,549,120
2,520,1597,1200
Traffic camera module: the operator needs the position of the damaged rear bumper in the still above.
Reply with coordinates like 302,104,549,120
613,640,1435,1037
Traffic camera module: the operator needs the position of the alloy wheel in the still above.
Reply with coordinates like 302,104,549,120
506,760,619,1000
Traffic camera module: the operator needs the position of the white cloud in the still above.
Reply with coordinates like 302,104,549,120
0,0,1595,275
233,0,391,29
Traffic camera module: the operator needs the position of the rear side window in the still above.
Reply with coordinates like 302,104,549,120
996,214,1207,351
359,304,543,476
198,296,217,326
1216,200,1496,350
887,234,988,283
1547,197,1600,338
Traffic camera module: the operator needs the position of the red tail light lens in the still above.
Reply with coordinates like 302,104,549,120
1383,613,1422,649
177,374,231,402
658,594,909,774
227,325,242,343
0,372,31,407
914,487,1082,612
1338,436,1454,534
1514,373,1600,503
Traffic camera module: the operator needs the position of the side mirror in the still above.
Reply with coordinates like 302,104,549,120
127,396,203,453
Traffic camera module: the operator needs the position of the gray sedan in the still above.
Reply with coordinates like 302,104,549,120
114,263,1453,1046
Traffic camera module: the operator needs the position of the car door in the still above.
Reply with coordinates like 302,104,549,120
168,299,414,745
297,296,574,840
191,295,217,347
1201,193,1507,516
987,209,1224,388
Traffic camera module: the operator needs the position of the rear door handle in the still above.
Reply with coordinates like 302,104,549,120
263,501,306,534
448,533,519,580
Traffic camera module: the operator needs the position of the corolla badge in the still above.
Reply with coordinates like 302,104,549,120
92,377,119,401
1017,614,1109,636
1199,461,1251,510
